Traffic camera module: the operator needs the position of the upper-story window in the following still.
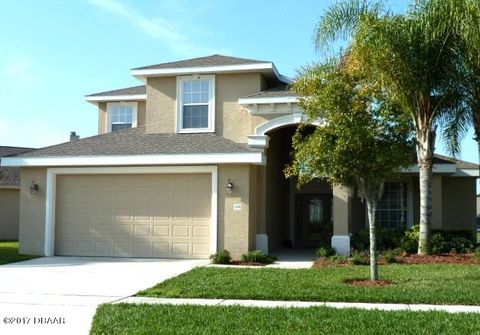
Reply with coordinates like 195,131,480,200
177,75,215,133
107,102,137,132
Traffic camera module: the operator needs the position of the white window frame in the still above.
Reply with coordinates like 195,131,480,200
176,75,215,133
106,102,138,133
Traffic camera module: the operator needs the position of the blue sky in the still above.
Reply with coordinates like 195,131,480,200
0,0,477,164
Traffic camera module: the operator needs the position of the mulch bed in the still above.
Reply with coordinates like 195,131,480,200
313,253,480,268
344,279,394,287
230,260,267,266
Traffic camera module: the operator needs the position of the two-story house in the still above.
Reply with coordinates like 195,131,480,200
2,54,478,258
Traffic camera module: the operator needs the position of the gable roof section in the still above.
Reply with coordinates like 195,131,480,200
85,85,146,102
0,146,35,187
239,85,299,104
1,127,264,167
433,154,479,170
131,54,291,84
133,54,268,70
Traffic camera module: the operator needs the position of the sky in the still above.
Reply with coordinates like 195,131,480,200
0,0,477,164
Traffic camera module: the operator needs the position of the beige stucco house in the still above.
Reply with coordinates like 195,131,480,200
1,55,478,258
0,146,34,240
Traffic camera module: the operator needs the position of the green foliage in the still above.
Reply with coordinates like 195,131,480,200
241,250,276,264
349,250,369,265
329,254,348,264
402,225,420,253
382,250,399,264
210,250,232,265
316,246,336,258
474,247,480,261
351,228,404,251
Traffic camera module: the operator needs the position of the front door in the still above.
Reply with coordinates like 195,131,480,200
295,194,332,248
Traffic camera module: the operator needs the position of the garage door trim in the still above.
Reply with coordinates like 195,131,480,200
44,166,218,257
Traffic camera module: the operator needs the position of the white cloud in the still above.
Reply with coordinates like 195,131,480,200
88,0,223,56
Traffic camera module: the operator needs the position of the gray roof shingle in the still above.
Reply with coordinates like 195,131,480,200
133,54,269,71
433,154,479,170
86,85,146,97
0,146,34,187
240,85,298,99
14,126,258,157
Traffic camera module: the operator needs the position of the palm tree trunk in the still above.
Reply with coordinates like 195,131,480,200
366,198,378,281
416,126,436,255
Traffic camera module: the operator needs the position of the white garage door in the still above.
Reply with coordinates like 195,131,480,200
54,174,211,258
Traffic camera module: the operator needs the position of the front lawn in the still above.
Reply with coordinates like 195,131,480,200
0,241,39,265
138,265,480,305
91,303,480,335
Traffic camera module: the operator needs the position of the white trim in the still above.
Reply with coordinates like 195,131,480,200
85,94,146,102
254,113,322,136
0,186,20,190
1,152,266,167
176,75,215,133
247,135,270,149
238,96,299,105
131,63,275,77
402,164,457,174
44,166,219,257
106,101,138,133
453,169,479,177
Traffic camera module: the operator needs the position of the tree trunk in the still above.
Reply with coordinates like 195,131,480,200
366,198,378,281
416,126,435,255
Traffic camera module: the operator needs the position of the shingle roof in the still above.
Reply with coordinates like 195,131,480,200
433,154,479,170
86,85,146,97
240,85,298,99
15,126,258,157
133,54,269,71
0,147,34,187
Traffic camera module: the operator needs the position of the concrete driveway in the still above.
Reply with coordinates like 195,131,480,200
0,257,207,335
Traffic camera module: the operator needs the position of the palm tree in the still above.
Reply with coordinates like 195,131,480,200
314,0,463,254
423,0,480,176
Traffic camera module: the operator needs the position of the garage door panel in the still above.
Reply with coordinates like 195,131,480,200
55,173,211,258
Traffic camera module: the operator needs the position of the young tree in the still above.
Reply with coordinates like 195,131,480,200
313,0,464,254
286,60,413,280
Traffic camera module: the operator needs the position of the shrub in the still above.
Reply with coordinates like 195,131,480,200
330,254,348,264
474,247,480,261
349,250,368,265
351,228,404,252
241,250,276,264
402,225,419,253
382,249,398,264
316,246,336,258
210,250,232,264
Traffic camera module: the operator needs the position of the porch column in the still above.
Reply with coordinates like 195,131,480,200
332,185,352,255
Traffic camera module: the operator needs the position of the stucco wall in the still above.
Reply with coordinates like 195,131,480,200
97,101,146,135
18,168,47,255
217,164,253,257
0,188,20,240
145,76,177,134
442,177,476,231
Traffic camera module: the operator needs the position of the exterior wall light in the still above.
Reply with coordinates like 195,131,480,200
226,179,234,194
29,181,39,195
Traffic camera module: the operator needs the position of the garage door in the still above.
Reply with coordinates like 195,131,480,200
54,174,211,258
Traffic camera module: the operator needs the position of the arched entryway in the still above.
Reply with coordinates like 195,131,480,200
262,124,333,251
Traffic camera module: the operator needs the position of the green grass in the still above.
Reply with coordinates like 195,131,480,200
138,265,480,305
90,303,480,335
0,241,38,265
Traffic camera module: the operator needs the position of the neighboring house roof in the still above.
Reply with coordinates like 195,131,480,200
433,154,479,170
132,54,269,70
0,146,34,187
13,126,259,157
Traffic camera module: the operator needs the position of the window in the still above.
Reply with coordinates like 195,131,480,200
177,75,215,132
375,182,408,230
107,102,137,132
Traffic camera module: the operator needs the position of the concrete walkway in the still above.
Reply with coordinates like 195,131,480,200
267,249,316,269
0,257,207,335
118,297,480,314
